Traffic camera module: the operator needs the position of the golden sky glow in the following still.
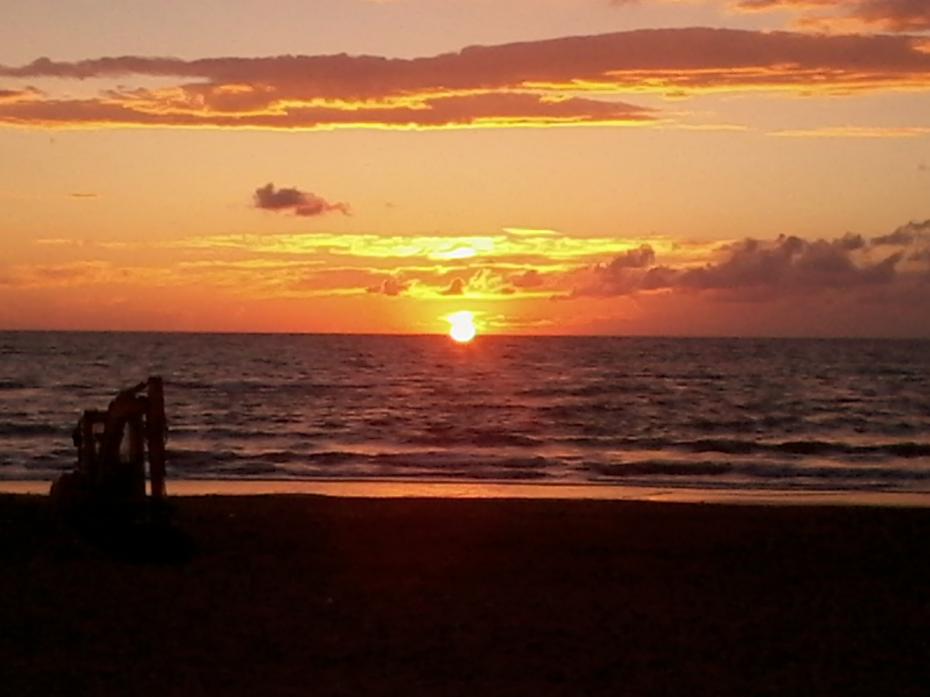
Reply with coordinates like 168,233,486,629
1,0,929,336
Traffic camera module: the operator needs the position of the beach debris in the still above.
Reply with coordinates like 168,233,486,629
51,377,168,519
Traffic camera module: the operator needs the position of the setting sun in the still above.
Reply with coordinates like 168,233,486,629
447,311,477,343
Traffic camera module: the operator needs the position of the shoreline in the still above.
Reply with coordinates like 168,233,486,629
4,477,930,507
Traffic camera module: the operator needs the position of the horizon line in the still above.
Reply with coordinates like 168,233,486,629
1,328,928,341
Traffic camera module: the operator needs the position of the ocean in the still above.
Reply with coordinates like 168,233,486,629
1,331,929,494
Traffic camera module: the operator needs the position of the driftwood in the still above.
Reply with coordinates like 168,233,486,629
51,377,167,519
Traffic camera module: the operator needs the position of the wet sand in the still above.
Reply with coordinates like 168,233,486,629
1,494,929,696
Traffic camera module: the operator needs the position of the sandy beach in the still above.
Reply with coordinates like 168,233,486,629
1,494,929,696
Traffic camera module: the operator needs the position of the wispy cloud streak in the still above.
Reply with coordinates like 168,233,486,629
736,0,930,32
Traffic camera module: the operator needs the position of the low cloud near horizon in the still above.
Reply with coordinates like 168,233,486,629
567,220,930,303
5,218,930,334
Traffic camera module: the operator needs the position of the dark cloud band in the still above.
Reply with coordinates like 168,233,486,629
2,28,930,130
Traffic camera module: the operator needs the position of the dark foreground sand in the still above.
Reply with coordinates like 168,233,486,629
1,494,929,697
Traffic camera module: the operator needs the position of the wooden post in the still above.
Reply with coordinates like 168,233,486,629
128,415,146,502
81,411,97,484
146,377,167,500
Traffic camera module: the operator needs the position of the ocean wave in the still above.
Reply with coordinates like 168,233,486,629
0,422,64,437
403,430,544,448
165,446,557,479
371,451,552,470
169,378,372,394
561,435,930,459
589,460,930,482
692,439,930,458
169,425,323,441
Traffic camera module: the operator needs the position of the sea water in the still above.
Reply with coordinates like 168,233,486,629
1,332,929,493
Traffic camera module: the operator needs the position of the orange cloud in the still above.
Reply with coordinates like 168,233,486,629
0,90,651,130
0,261,166,289
367,277,411,296
735,0,930,32
0,88,40,104
3,28,930,130
440,277,466,296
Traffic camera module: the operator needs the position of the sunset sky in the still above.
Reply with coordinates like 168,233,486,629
2,0,929,336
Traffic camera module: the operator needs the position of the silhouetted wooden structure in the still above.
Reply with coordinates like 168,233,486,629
51,377,167,512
